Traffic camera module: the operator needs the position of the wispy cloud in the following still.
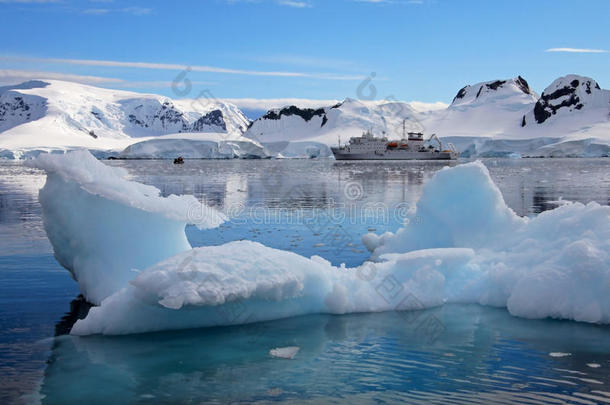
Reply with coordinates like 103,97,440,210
0,69,213,88
0,0,59,3
0,55,364,80
352,0,424,4
255,54,363,71
545,47,608,54
82,6,152,16
277,1,311,7
0,69,123,85
223,98,340,111
224,98,448,112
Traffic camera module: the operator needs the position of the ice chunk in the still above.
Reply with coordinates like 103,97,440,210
368,161,610,324
120,136,269,159
31,155,610,334
69,244,477,335
28,150,225,304
70,241,342,335
367,161,527,257
269,346,300,359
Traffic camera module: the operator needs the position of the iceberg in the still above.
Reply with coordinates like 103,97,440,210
269,346,300,359
120,134,270,159
27,150,226,304
365,162,610,323
31,152,610,335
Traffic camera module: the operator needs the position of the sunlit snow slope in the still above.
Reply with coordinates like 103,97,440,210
0,80,251,158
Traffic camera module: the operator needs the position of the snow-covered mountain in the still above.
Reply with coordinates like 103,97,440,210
0,80,251,158
244,98,424,148
522,75,610,129
246,74,610,157
423,76,538,138
1,75,609,159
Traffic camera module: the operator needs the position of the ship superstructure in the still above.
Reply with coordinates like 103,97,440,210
331,123,458,160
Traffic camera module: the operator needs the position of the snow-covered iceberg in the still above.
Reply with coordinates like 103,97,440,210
365,162,610,323
119,133,270,159
28,150,226,304
31,152,610,335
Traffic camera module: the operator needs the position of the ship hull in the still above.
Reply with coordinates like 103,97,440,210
331,147,457,160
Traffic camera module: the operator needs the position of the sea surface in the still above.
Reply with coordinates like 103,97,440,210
1,158,610,404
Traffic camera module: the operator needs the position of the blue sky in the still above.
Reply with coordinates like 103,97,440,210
0,0,609,103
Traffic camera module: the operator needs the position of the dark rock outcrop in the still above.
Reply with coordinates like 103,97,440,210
452,86,468,103
0,93,46,131
514,76,532,95
261,105,327,122
486,80,506,91
191,109,226,131
533,79,587,124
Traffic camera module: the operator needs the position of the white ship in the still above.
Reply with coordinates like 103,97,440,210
331,123,458,161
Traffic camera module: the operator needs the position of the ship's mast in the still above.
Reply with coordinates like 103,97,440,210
402,119,406,139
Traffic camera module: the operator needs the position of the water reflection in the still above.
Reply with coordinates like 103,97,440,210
532,186,561,214
41,305,610,404
54,296,92,337
108,158,610,219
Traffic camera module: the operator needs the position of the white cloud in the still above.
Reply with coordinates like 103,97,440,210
406,100,448,112
223,98,340,111
277,1,311,7
0,69,213,88
545,48,608,54
120,6,152,15
82,6,152,15
0,55,364,80
0,69,123,85
0,0,59,3
223,98,448,113
254,54,363,71
82,8,110,14
352,0,424,3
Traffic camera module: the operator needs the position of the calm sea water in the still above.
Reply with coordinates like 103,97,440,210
1,158,610,404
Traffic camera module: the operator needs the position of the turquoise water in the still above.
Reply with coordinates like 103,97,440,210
40,307,610,404
1,158,610,404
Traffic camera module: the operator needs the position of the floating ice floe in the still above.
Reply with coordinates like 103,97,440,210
364,162,610,324
269,346,300,359
31,151,610,335
27,150,226,304
120,134,270,159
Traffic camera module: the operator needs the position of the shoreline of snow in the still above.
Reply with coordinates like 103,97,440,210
3,134,610,160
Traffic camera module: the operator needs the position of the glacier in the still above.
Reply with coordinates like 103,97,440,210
119,133,270,159
31,151,610,335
